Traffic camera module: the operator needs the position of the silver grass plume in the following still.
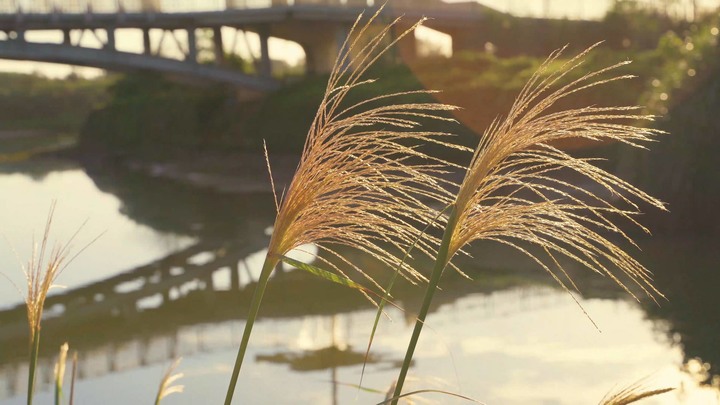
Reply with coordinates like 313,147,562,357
446,44,667,302
598,376,673,405
390,44,669,403
265,8,464,292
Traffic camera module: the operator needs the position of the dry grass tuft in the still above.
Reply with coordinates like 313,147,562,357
391,44,669,403
54,342,69,404
14,201,98,404
155,357,184,405
447,44,667,303
599,377,674,405
265,8,466,292
23,201,91,344
225,9,467,403
54,343,69,385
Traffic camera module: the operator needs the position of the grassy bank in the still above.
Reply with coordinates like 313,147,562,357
76,9,715,157
0,72,112,134
30,12,720,233
77,52,647,159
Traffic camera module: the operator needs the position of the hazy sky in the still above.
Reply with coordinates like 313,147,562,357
0,0,715,77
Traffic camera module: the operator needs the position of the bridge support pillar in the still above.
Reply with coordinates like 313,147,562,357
12,29,25,42
443,26,487,55
105,28,116,51
231,264,241,291
213,26,224,66
187,28,197,63
301,23,350,75
258,25,272,78
142,28,151,55
395,25,417,63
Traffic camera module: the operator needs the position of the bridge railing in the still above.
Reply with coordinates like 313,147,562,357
1,0,120,14
0,0,380,15
0,0,476,15
2,0,222,14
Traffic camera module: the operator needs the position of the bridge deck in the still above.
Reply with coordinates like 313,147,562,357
0,4,487,31
0,40,280,90
0,3,490,88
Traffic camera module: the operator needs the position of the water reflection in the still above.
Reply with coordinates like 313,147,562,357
0,158,718,403
637,237,720,388
82,163,278,239
0,160,195,310
256,315,384,405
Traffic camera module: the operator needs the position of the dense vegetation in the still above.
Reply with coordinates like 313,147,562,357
77,10,717,154
0,72,111,133
79,74,239,155
0,7,717,232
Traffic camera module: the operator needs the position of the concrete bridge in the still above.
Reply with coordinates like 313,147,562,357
0,0,494,90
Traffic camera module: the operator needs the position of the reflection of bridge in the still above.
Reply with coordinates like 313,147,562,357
0,282,568,400
0,235,268,397
0,232,587,399
0,0,493,89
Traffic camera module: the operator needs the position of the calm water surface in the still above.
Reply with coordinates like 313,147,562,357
0,159,717,404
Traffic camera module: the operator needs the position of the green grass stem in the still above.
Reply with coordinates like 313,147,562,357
391,206,458,405
54,374,61,405
360,205,453,390
381,389,483,404
27,329,40,405
224,256,277,405
69,352,77,405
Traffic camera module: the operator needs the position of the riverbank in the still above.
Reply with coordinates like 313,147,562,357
0,130,78,162
2,10,718,233
0,72,112,132
103,149,301,195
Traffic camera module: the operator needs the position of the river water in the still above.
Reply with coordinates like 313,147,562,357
0,158,717,404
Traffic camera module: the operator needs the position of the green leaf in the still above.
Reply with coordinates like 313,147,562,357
360,204,454,391
280,256,365,290
377,389,484,404
333,381,386,395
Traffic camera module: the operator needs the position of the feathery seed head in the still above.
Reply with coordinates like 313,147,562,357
22,202,95,344
598,376,673,405
54,342,69,389
265,8,466,289
24,203,78,343
446,44,666,301
156,357,184,404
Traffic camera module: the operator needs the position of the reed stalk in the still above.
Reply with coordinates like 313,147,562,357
69,351,77,405
155,358,184,405
27,329,40,405
19,202,95,405
224,257,276,404
391,206,457,401
223,6,463,403
391,44,666,404
598,376,673,405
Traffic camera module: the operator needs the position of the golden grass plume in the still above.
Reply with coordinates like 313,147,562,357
224,9,466,403
598,376,674,405
264,8,465,292
155,357,184,405
445,44,667,302
54,342,69,404
7,201,99,404
23,201,94,344
391,44,669,404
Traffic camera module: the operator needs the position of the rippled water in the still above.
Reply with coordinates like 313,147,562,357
0,159,717,404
